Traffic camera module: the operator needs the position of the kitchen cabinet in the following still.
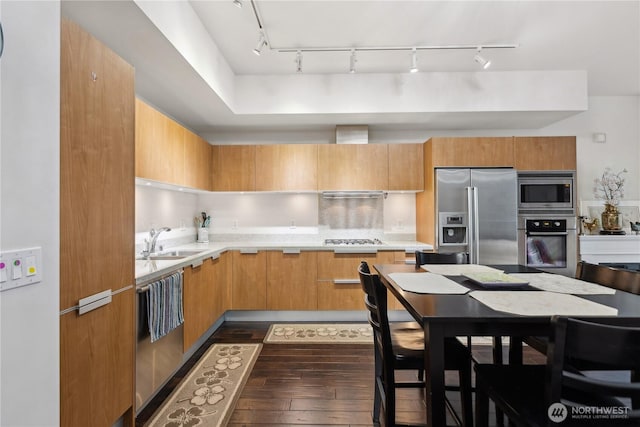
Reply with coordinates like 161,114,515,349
430,137,515,167
183,253,231,351
211,145,256,191
388,143,424,191
135,98,185,185
60,18,135,426
184,129,212,190
231,250,267,309
514,136,576,171
266,251,318,310
136,98,212,190
255,144,318,191
318,144,389,191
317,250,402,310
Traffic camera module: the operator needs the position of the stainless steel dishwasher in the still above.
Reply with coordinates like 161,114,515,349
135,270,184,412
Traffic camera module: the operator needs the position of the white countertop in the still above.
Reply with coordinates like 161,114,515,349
578,233,640,264
135,240,432,284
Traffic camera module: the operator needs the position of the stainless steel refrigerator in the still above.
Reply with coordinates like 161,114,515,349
436,168,518,264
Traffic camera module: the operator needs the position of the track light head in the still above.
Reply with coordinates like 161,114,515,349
233,0,243,9
349,49,357,74
409,47,418,73
296,50,303,73
253,32,267,56
473,47,491,69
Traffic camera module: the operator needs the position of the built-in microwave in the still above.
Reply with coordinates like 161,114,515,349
517,171,575,213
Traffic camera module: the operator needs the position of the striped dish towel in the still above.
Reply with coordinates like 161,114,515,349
146,271,184,342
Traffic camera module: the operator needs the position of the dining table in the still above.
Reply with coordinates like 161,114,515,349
373,263,640,427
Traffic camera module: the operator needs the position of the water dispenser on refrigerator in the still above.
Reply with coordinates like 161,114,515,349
439,212,468,246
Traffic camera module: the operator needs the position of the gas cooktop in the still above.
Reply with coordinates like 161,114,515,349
324,238,384,245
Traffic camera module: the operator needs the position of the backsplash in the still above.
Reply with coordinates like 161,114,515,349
319,196,384,229
135,185,418,252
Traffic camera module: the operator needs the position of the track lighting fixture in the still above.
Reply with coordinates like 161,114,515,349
349,49,357,74
409,47,418,73
253,32,267,56
473,47,491,69
296,50,303,73
232,0,243,9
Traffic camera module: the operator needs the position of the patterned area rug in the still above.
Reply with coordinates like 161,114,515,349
145,343,261,427
264,323,373,344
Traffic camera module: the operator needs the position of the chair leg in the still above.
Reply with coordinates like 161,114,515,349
474,376,490,427
458,358,474,427
373,346,382,423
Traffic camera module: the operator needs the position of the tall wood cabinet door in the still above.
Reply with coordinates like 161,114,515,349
318,144,389,190
183,259,215,351
211,145,256,191
255,144,318,191
211,252,232,320
60,19,135,426
266,251,318,310
231,251,267,309
514,136,576,170
430,137,515,167
388,143,424,191
135,98,185,185
184,130,212,190
61,290,134,427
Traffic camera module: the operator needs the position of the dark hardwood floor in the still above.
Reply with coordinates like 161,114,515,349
136,321,544,427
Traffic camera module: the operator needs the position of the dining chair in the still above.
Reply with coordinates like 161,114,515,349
359,261,474,427
524,261,640,356
474,316,640,427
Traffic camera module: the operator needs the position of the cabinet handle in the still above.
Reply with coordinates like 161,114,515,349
333,248,377,254
78,289,112,315
210,253,220,261
191,258,203,268
333,279,361,285
240,249,259,254
282,248,301,254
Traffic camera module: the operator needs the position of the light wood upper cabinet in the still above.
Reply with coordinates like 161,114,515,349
318,144,389,190
60,18,135,426
255,144,318,191
430,137,515,167
266,251,318,310
135,99,185,185
184,129,212,190
211,145,256,191
388,143,424,191
231,250,266,309
514,136,576,171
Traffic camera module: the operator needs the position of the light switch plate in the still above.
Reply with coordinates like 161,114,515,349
0,247,42,292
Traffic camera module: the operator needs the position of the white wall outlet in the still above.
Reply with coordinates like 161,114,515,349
0,247,42,292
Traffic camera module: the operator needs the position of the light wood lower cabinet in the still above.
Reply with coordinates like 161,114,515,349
317,251,403,310
183,253,232,351
267,251,318,310
231,250,267,309
60,290,134,427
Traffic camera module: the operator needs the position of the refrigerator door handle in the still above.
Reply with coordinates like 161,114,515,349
466,187,480,264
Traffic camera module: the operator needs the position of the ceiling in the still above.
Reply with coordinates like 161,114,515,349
62,1,640,136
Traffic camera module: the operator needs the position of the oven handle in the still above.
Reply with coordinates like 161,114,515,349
526,231,569,236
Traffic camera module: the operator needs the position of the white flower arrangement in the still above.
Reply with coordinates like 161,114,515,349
593,168,628,207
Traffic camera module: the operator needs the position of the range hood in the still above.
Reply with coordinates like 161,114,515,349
335,125,368,144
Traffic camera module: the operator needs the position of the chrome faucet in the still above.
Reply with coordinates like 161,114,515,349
141,227,171,257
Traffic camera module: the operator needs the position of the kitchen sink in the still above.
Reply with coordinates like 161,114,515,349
136,250,205,261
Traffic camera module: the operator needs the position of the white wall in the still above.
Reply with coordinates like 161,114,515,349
0,1,60,425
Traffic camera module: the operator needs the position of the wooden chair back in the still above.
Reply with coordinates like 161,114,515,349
576,261,640,295
546,316,640,414
415,251,469,269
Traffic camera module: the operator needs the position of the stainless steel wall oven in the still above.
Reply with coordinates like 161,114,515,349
518,216,577,277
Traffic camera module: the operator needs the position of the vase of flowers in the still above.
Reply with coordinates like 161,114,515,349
593,168,627,231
